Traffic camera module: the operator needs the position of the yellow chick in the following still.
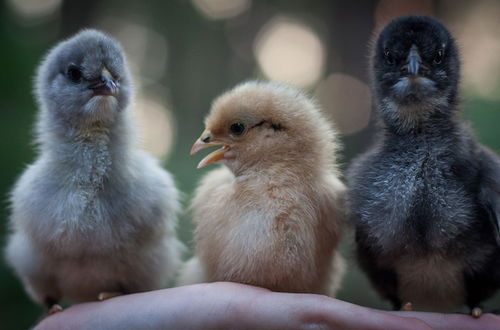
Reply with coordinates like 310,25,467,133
179,81,346,295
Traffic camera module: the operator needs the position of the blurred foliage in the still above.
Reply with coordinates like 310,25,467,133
0,0,499,328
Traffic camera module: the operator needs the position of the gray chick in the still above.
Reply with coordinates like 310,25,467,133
5,29,184,312
348,16,500,316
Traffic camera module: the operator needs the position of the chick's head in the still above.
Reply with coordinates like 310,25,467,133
191,81,337,176
373,16,459,111
36,29,132,130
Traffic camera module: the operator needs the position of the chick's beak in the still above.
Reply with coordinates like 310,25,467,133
89,68,118,96
190,129,230,168
405,44,421,76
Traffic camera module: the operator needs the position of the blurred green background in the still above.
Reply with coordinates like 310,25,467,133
1,0,500,328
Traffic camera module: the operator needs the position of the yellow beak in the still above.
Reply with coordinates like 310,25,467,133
190,130,229,168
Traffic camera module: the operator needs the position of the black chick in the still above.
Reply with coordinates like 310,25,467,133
348,15,500,316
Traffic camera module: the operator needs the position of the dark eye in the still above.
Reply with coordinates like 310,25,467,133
434,49,444,64
384,49,395,65
229,122,245,136
66,64,82,83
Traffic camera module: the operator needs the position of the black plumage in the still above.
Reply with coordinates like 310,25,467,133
348,16,500,314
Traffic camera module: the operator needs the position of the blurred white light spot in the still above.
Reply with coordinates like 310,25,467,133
134,95,175,160
315,74,372,135
254,16,326,88
117,24,168,84
96,18,168,85
7,0,61,19
450,3,500,100
192,0,251,20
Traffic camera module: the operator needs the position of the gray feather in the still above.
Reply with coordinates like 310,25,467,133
5,29,184,305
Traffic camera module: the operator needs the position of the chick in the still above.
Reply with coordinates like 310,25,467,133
348,16,500,316
5,30,183,312
179,81,346,295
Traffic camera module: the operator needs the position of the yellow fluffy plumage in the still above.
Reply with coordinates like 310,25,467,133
179,81,346,295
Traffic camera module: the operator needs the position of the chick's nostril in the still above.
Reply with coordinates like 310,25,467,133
201,135,210,143
199,130,212,144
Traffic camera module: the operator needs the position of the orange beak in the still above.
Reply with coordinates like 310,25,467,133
190,130,229,168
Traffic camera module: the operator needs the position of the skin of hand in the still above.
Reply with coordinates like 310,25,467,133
180,81,346,295
5,29,183,307
34,282,500,330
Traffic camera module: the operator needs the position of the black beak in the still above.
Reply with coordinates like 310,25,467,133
88,68,117,96
405,44,421,76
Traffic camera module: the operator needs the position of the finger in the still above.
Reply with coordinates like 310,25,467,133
392,311,500,330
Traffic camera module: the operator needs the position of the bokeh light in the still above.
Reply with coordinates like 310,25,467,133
315,74,372,135
7,0,62,19
254,16,326,88
191,0,251,20
134,93,176,160
450,2,500,100
95,18,168,85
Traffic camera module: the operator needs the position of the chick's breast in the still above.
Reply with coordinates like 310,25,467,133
192,166,345,294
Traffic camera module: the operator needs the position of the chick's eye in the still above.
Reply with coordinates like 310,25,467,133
66,65,82,83
434,49,444,64
230,122,245,136
384,49,395,65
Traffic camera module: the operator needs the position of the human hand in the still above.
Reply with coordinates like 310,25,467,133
34,282,500,330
